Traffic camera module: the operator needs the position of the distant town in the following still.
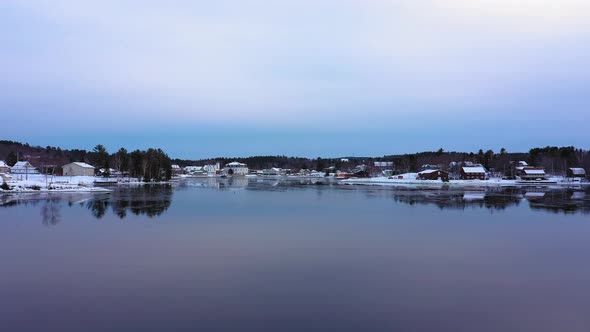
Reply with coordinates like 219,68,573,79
0,140,588,192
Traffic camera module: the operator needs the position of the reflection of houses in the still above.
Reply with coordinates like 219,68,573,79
417,169,449,181
224,161,249,176
10,161,39,174
567,168,586,179
460,166,487,180
0,161,9,173
63,162,95,176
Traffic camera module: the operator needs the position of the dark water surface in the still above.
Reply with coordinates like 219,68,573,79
1,178,590,332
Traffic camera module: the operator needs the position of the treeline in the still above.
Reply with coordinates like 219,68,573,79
1,140,589,176
0,141,172,181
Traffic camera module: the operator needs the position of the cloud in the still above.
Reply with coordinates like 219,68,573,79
1,0,589,130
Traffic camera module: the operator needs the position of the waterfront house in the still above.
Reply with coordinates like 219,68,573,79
518,168,547,181
171,164,183,176
224,161,249,176
460,166,487,180
418,169,449,181
567,168,586,179
0,161,9,174
62,162,95,176
10,161,39,174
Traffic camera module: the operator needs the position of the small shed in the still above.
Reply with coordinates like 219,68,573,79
567,168,586,178
0,161,9,174
63,162,95,176
461,166,487,180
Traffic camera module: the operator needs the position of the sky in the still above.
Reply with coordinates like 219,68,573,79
1,0,589,159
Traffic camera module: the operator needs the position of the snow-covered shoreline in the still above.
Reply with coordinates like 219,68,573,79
342,174,589,188
0,175,114,194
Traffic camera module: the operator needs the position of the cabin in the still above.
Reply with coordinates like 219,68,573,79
62,162,95,176
224,161,249,176
10,161,39,174
418,169,449,181
567,168,586,178
461,166,487,180
0,161,9,174
518,168,547,181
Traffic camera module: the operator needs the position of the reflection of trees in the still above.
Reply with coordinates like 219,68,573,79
109,184,173,219
385,187,589,213
41,197,61,226
80,185,173,219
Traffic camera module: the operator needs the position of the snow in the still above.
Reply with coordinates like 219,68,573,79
570,168,586,175
70,162,95,169
523,169,545,175
418,169,438,174
0,174,112,193
0,161,7,167
227,161,247,166
462,166,487,173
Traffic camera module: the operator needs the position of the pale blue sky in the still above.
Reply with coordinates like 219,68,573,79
1,1,589,158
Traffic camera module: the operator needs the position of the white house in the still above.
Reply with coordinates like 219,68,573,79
63,162,95,176
10,161,39,174
0,161,9,174
224,161,249,176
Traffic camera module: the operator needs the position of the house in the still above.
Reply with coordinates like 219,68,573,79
10,161,39,174
171,164,183,176
62,162,95,176
184,166,204,175
203,163,220,175
224,161,249,176
418,169,449,181
517,167,547,181
567,168,586,178
460,166,487,180
0,161,9,174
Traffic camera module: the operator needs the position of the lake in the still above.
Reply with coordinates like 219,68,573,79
1,178,590,332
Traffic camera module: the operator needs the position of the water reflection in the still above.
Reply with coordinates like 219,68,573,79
0,184,173,224
2,180,590,224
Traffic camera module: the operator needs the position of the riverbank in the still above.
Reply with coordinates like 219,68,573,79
342,173,589,188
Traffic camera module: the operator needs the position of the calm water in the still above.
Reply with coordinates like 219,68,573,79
1,178,590,332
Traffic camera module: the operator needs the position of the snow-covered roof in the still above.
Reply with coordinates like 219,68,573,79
523,169,545,175
462,166,486,173
418,169,439,174
11,161,35,169
569,168,586,175
0,161,7,167
69,162,94,169
227,161,246,166
171,164,181,169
